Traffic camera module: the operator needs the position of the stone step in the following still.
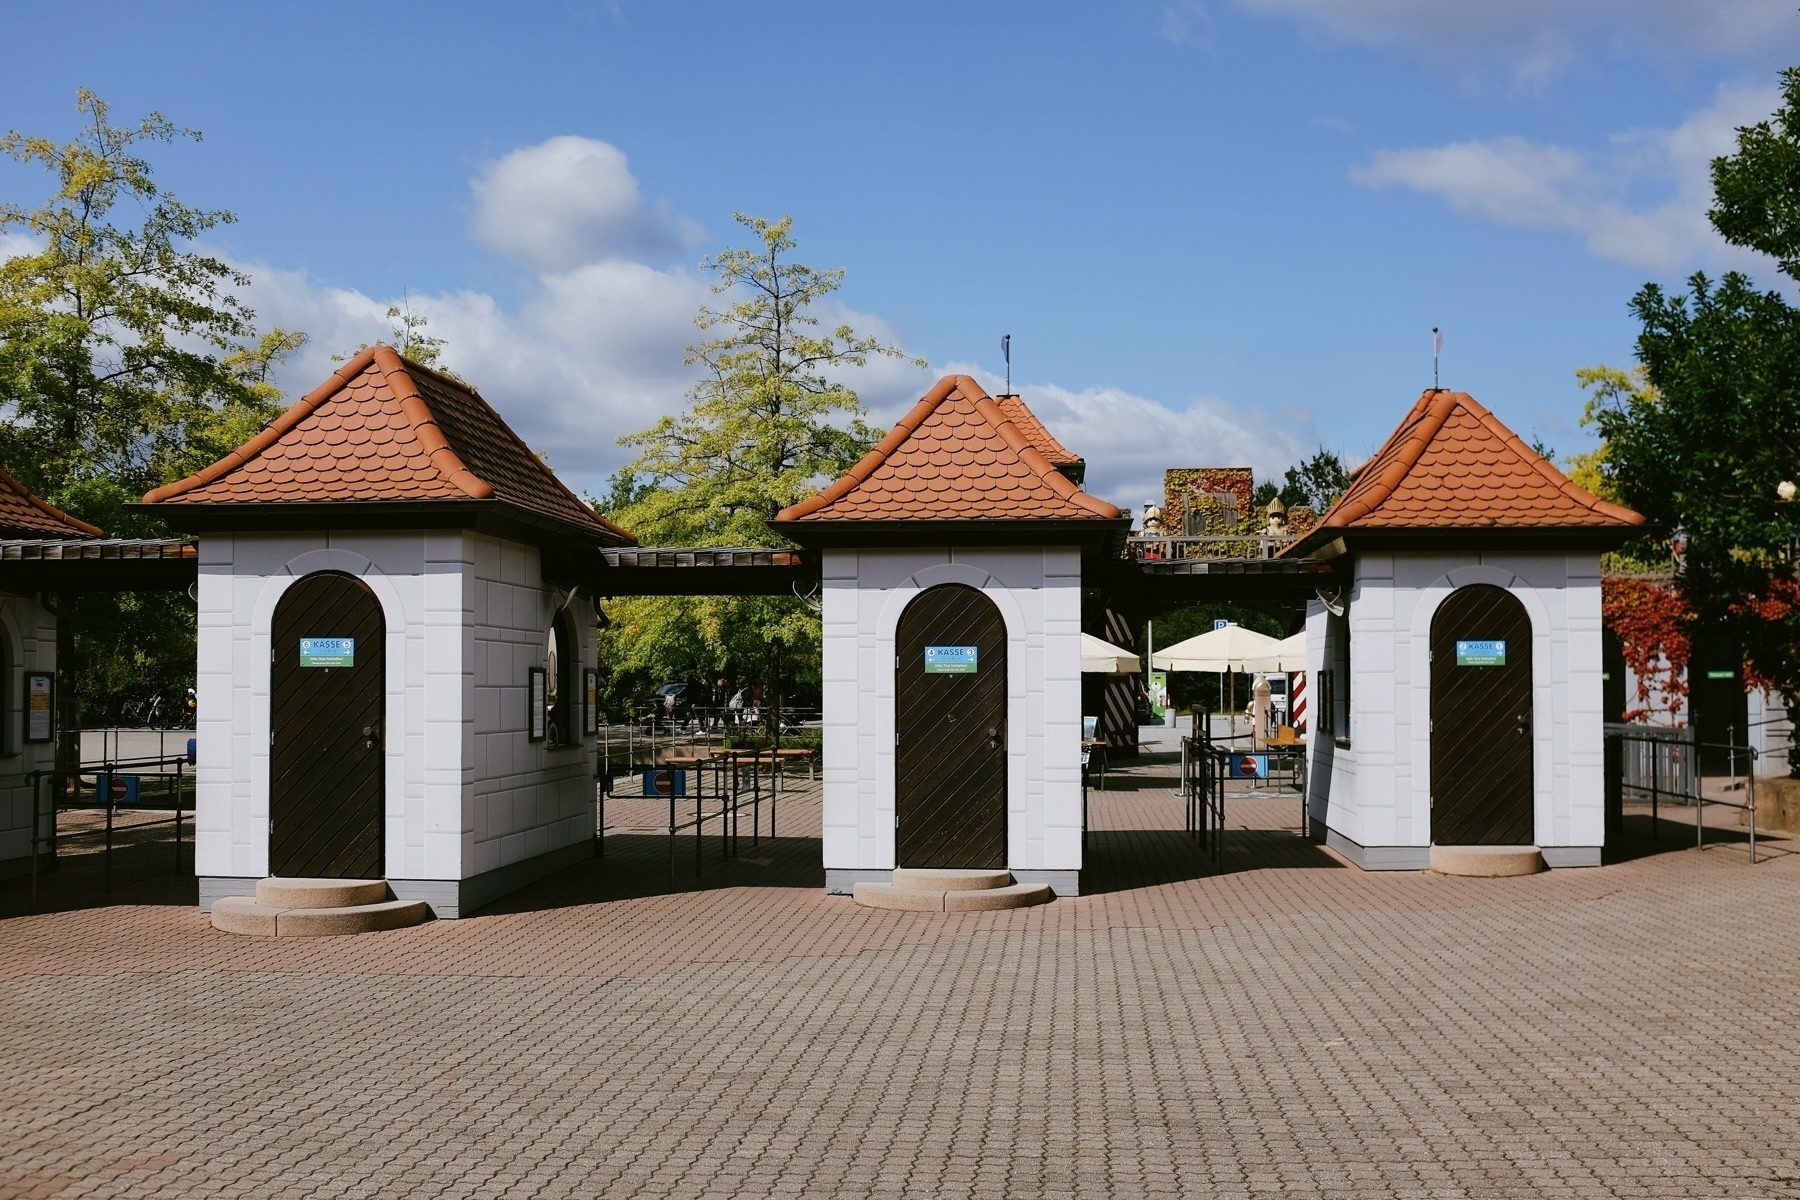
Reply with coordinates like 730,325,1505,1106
212,896,431,937
890,868,1013,892
852,881,1052,912
1429,845,1545,877
255,877,389,909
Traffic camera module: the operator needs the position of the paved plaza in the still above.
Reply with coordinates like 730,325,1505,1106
5,749,1800,1199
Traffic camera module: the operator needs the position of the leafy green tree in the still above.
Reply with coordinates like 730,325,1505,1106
1,91,303,725
334,295,454,375
1583,72,1800,764
0,90,286,531
617,213,920,547
1254,449,1351,512
598,214,921,738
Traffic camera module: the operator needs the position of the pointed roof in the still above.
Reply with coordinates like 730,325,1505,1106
993,394,1081,466
141,346,633,547
772,375,1124,545
1285,388,1642,557
0,466,104,538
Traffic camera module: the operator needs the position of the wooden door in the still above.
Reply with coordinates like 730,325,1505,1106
895,585,1008,868
269,572,385,878
1430,584,1534,845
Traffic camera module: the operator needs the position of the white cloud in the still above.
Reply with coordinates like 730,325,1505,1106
238,255,715,499
940,363,1311,513
210,132,1313,520
1235,0,1800,79
468,136,702,271
1351,84,1781,273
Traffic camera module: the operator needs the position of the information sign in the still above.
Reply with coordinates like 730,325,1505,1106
25,673,52,742
299,637,355,668
1455,639,1506,667
1213,618,1230,630
924,646,978,674
1705,669,1736,680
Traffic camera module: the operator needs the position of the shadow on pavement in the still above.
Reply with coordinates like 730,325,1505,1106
474,832,826,915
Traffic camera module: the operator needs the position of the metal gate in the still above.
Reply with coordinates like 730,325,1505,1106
269,571,385,878
894,584,1007,868
1430,584,1534,845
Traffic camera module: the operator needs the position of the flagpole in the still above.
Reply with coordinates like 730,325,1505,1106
1432,326,1441,389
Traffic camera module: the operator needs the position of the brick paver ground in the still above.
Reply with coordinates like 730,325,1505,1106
5,749,1800,1198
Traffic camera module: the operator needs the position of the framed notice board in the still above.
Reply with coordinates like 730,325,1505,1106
24,672,53,743
583,668,598,735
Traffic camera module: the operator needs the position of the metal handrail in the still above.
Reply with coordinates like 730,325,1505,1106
27,752,193,911
1605,724,1762,862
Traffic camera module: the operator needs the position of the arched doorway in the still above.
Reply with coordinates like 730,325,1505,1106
1431,584,1534,845
269,571,385,878
894,584,1007,868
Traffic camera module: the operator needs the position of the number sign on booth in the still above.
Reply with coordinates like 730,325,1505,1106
298,637,355,668
1455,639,1506,667
923,645,978,674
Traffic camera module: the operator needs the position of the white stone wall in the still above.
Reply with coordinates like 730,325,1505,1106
195,530,593,886
0,593,57,872
1307,551,1605,858
469,532,594,878
1749,688,1792,776
821,546,1083,881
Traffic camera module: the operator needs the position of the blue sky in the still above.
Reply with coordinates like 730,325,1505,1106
4,1,1797,511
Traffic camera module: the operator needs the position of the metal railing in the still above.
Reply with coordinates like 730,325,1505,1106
1127,533,1296,562
1605,723,1762,862
1180,733,1226,871
597,752,783,890
27,751,193,911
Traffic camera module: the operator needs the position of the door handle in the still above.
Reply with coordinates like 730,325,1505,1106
988,726,1001,749
1515,713,1530,737
362,724,380,751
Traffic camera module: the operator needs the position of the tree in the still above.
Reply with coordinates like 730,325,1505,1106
0,90,287,532
1583,72,1800,768
617,213,920,547
599,214,921,740
0,91,303,725
1253,449,1351,512
334,294,454,375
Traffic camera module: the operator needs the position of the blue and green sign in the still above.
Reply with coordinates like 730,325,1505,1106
924,645,978,674
1455,639,1506,667
299,637,355,668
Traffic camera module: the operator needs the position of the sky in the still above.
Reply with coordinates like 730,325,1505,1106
4,1,1798,515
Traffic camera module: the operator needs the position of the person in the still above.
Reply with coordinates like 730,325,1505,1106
728,687,745,729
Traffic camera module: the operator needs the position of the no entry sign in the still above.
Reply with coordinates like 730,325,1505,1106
1229,754,1269,779
642,768,687,797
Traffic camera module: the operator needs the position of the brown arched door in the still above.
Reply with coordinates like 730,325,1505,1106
269,571,385,878
895,584,1007,868
1431,584,1534,845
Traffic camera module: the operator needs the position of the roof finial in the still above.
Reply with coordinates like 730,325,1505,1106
1001,333,1011,395
1432,326,1442,390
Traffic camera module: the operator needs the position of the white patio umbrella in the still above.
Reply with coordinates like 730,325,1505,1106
1241,629,1306,673
1149,624,1282,672
1080,633,1140,675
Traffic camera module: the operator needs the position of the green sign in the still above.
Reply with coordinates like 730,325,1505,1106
1455,639,1506,667
1705,669,1736,680
923,645,977,673
1149,671,1168,718
299,637,355,668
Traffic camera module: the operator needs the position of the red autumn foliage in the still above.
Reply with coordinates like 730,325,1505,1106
1601,576,1691,723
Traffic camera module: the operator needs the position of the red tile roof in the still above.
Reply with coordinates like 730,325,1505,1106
774,375,1122,525
1286,389,1642,555
142,346,633,545
0,466,104,538
993,394,1081,467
